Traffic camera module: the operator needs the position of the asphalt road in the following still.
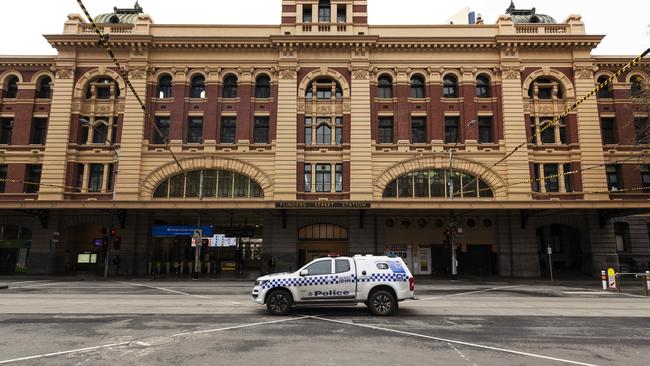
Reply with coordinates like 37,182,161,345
0,280,649,365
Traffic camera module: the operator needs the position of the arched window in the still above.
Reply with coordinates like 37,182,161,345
255,75,271,98
305,77,342,100
223,75,238,98
382,169,493,198
597,75,613,99
378,75,393,98
91,120,109,144
316,123,332,145
190,75,205,98
476,75,490,98
158,74,172,99
631,75,644,98
5,76,19,99
153,169,264,199
528,78,563,100
85,77,119,100
443,75,458,98
36,76,52,99
298,224,348,241
410,75,425,99
318,0,331,22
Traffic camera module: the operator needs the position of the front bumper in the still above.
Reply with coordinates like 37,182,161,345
251,285,265,305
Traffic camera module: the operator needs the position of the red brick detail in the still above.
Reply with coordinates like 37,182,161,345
566,114,579,144
5,164,26,194
282,16,296,24
237,84,253,142
621,164,642,190
204,85,219,141
570,162,583,192
395,84,410,141
352,5,367,12
297,162,305,192
353,16,367,24
169,84,187,141
282,5,296,12
343,161,350,193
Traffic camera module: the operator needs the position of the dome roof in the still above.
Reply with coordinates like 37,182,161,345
506,1,557,24
93,1,143,24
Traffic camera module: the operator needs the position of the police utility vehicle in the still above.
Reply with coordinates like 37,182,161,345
252,255,415,316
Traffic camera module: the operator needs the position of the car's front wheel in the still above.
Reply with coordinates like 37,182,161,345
368,290,397,316
266,289,293,315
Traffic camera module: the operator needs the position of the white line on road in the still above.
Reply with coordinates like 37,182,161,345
0,316,310,364
6,281,64,289
310,316,599,366
3,280,50,286
447,342,478,366
115,281,210,299
418,285,522,301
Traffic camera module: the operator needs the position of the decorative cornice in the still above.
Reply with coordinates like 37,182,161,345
573,66,596,79
501,67,521,80
352,69,369,80
54,66,75,79
279,69,297,80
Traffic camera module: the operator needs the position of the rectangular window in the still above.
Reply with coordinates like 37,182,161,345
635,118,648,144
88,164,104,193
154,117,170,144
111,117,119,144
544,164,559,192
303,5,312,22
411,117,426,144
533,163,541,192
378,117,394,144
316,88,332,100
220,117,236,144
187,117,203,144
429,170,445,197
304,117,313,145
601,118,616,145
563,163,573,193
318,2,331,22
24,164,42,194
540,122,555,144
606,165,620,191
641,165,650,192
335,163,343,192
253,116,270,144
0,118,14,145
218,171,233,197
92,122,108,144
614,222,630,252
538,86,552,99
316,120,331,145
414,171,429,197
304,164,312,192
444,117,459,144
30,118,47,145
315,164,331,192
107,163,114,192
398,174,413,197
337,4,346,22
75,164,84,192
478,117,493,144
0,165,7,193
529,116,536,143
335,117,343,145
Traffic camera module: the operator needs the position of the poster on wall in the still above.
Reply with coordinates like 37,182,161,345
213,234,225,247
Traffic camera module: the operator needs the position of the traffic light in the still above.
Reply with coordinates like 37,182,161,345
113,235,121,250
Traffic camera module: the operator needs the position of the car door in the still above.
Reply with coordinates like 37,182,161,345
296,258,334,301
333,258,355,300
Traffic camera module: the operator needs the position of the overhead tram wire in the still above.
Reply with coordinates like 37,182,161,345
75,0,185,174
459,48,650,195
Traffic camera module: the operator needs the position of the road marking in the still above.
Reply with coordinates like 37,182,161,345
563,291,617,295
7,281,63,289
447,342,478,366
115,281,210,299
310,316,599,366
4,280,50,286
418,285,522,301
0,316,309,364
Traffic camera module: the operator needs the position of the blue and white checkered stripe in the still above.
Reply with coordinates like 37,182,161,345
262,272,408,289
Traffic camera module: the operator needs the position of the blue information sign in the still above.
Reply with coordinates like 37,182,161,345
151,226,214,238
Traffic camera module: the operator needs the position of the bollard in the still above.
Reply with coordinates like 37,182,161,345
601,270,608,290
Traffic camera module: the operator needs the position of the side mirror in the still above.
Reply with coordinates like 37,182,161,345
299,269,309,276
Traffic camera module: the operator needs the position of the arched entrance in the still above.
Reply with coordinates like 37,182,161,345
298,224,348,266
536,225,588,277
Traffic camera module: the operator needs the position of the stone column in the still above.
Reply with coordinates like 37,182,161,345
349,66,373,200
273,65,298,200
573,64,609,198
114,66,148,201
500,65,532,199
38,66,75,200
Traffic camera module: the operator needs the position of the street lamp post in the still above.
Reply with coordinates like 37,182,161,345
80,118,120,279
447,120,476,281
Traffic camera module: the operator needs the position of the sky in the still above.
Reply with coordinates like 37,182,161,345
1,0,648,56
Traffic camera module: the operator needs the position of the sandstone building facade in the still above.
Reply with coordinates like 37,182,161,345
0,1,648,278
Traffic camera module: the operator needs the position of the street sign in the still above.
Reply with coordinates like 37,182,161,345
547,246,553,255
151,226,214,237
192,229,202,238
607,268,616,289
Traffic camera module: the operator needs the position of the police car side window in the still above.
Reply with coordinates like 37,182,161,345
305,260,332,276
335,259,350,273
376,263,389,270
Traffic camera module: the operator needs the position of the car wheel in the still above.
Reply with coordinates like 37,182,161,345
368,290,397,316
266,289,293,316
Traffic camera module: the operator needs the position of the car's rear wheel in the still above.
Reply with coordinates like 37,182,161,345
368,290,397,316
266,289,293,315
